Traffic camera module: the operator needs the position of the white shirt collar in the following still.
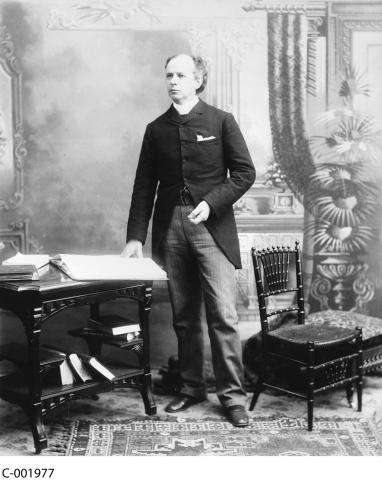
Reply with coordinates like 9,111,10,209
172,96,199,115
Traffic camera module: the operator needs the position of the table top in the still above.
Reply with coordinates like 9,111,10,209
0,264,150,306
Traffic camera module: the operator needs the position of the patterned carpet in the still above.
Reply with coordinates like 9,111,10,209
1,375,382,456
67,415,382,456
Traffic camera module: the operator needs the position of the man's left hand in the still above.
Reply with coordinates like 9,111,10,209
188,201,210,224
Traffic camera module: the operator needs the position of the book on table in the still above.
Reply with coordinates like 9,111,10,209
2,252,50,269
88,315,141,336
49,254,167,281
1,253,50,280
0,265,40,281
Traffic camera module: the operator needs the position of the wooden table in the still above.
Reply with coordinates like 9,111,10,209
0,265,157,453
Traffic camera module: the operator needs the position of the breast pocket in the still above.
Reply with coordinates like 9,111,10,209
195,137,222,156
190,138,224,174
196,138,220,146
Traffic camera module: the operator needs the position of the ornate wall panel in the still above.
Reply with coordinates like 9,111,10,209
327,1,382,105
0,220,29,262
47,2,267,127
0,25,28,261
0,25,26,211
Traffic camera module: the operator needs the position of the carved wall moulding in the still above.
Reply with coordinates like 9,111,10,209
329,2,382,16
308,15,326,36
184,18,265,121
242,0,307,13
186,18,266,60
0,26,26,210
48,0,161,30
341,19,382,69
327,6,382,105
0,219,29,261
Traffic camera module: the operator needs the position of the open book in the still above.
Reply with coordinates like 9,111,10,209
50,254,167,281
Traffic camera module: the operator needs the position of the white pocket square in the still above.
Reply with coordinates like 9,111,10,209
196,134,216,142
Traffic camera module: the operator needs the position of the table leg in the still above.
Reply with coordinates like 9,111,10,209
28,405,47,454
138,284,157,415
139,373,156,415
87,303,102,355
90,302,100,321
23,307,47,454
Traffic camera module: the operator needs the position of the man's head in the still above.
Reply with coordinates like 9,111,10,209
165,54,208,104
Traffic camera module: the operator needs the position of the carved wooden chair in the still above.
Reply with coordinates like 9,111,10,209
250,241,363,431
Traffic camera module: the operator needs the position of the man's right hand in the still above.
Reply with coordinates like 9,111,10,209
121,240,143,258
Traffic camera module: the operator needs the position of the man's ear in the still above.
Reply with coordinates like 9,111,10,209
195,73,203,90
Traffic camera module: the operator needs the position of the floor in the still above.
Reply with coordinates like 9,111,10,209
1,372,382,456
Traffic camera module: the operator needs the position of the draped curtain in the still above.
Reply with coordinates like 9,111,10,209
267,11,315,307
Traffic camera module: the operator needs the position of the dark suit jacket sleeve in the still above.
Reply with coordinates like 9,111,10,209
126,125,158,245
202,113,256,218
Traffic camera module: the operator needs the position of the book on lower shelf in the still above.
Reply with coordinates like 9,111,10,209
67,327,141,347
67,353,93,383
44,358,76,386
0,342,66,371
79,354,116,382
40,345,78,386
88,315,141,336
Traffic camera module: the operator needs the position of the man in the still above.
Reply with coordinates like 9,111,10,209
122,54,255,427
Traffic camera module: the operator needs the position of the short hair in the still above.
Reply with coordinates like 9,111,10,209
165,54,208,94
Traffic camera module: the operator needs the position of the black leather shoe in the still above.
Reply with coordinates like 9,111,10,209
225,405,249,427
165,395,205,413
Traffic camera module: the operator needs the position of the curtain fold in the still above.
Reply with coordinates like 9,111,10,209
267,11,315,308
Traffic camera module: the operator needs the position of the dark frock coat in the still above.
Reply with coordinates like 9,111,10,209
126,99,256,269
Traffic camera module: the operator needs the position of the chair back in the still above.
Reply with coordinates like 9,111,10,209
251,241,305,334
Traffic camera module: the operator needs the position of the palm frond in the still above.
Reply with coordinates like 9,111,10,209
313,108,355,128
339,65,371,100
312,195,375,227
310,115,382,169
306,221,374,253
309,165,379,194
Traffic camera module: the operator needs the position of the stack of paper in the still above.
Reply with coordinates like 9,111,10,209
50,255,167,281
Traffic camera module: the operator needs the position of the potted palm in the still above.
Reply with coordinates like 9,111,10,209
307,66,382,311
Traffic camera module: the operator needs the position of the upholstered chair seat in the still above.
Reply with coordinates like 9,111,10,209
307,310,382,372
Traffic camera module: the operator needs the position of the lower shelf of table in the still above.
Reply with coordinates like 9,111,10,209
0,362,144,404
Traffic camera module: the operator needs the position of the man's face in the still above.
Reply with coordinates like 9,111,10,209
165,55,201,104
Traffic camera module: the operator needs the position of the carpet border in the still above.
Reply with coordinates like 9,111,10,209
65,414,382,457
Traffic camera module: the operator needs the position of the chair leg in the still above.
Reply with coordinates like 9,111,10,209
356,328,363,413
357,379,362,412
307,342,315,431
346,384,354,408
307,399,314,431
249,377,263,411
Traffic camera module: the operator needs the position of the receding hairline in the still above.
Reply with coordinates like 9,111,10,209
165,54,198,69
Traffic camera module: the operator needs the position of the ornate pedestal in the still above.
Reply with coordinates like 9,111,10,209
311,253,375,313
